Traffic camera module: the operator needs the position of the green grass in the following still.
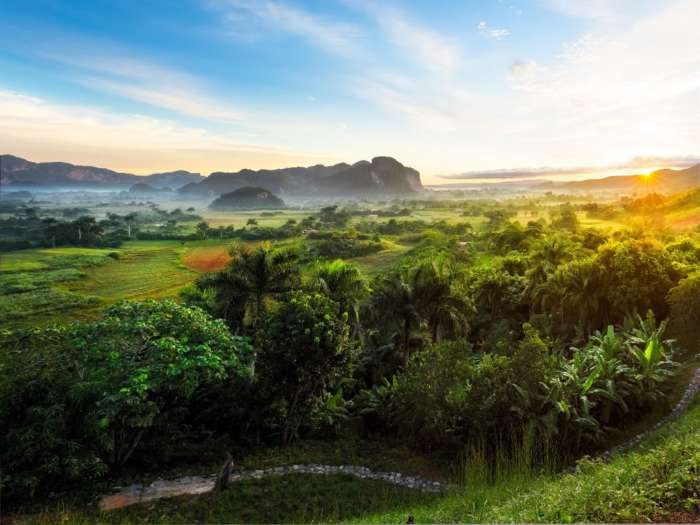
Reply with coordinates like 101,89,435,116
68,241,196,304
486,400,700,523
0,234,414,326
202,209,310,228
352,241,412,276
0,242,204,326
0,248,116,325
15,475,438,525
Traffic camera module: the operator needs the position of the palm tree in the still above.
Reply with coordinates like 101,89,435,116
413,258,471,342
560,260,606,337
372,257,471,363
535,236,570,267
199,243,299,331
527,236,571,313
371,272,421,364
309,259,368,337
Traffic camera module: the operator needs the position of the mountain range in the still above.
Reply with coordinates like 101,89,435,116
1,154,423,197
537,165,700,194
178,156,423,197
0,155,203,189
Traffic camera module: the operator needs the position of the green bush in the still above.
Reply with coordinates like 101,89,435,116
0,300,252,502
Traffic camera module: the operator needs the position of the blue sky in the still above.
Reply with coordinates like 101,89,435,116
1,0,698,183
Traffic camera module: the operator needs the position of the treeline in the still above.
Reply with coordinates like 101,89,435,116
0,207,201,250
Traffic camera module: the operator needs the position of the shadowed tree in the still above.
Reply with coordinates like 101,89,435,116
413,258,471,343
371,272,422,364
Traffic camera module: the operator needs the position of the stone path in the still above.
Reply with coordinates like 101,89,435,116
99,368,700,512
99,464,449,511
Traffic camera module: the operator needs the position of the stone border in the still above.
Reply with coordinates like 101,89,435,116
99,464,448,511
600,368,700,460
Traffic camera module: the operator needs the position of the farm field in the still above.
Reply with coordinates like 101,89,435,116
0,240,235,326
202,209,310,227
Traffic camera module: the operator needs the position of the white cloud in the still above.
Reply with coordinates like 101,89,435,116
368,5,463,74
505,0,700,156
38,47,242,122
477,21,511,40
352,77,458,132
538,0,645,19
441,155,700,180
1,90,245,151
213,0,362,58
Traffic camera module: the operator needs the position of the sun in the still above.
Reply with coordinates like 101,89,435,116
640,168,656,181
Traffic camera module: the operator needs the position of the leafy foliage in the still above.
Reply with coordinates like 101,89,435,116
0,300,251,501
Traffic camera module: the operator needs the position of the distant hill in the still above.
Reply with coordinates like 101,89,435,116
540,165,700,194
180,163,350,196
180,156,423,197
178,157,423,197
0,155,203,189
1,154,421,197
318,157,423,196
209,187,286,210
141,170,203,189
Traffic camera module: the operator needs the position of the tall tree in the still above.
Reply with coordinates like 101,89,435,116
309,259,368,337
198,243,300,331
413,258,471,342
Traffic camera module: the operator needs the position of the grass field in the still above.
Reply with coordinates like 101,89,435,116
202,209,310,228
0,241,229,326
352,239,412,276
0,202,652,328
67,241,196,305
0,247,116,325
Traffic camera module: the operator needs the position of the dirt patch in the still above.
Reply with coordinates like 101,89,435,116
182,247,231,272
655,510,700,523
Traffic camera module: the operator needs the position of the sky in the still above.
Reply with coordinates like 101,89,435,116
1,0,698,184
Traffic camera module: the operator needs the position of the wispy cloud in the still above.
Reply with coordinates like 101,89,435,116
477,21,510,39
538,0,647,19
37,45,242,122
364,4,463,74
352,77,458,131
211,0,362,58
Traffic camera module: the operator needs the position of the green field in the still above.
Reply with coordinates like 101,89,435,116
0,241,218,326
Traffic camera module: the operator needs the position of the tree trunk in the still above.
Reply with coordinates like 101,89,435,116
431,321,439,343
403,318,411,366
